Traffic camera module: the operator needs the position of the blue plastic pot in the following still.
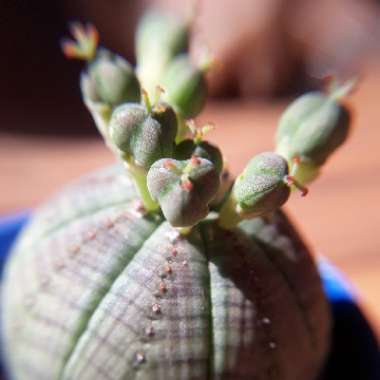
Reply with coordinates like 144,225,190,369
0,212,379,379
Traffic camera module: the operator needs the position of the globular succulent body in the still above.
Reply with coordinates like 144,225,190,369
2,166,330,380
2,13,354,380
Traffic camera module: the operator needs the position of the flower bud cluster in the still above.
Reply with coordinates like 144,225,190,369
65,16,353,230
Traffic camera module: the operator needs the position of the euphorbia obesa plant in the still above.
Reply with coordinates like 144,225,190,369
1,13,354,380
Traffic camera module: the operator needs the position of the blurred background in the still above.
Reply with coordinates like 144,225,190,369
1,0,380,337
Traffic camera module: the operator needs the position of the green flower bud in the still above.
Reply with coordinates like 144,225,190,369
109,102,177,169
234,152,290,217
147,157,220,227
82,50,141,107
175,139,223,174
136,11,190,98
161,54,208,118
218,152,290,229
276,92,351,167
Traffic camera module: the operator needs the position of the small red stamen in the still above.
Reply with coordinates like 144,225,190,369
164,160,176,170
285,175,308,197
190,155,201,166
181,179,193,191
292,156,301,165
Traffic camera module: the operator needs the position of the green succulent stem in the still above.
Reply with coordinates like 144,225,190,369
217,194,243,230
124,158,159,211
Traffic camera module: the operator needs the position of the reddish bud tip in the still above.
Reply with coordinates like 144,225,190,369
284,175,309,197
292,156,301,165
190,155,201,166
164,160,176,170
181,179,194,191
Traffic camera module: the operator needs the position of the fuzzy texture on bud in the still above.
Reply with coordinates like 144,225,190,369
82,50,141,107
147,158,220,227
276,92,350,166
109,102,177,169
233,152,290,218
161,55,208,118
175,139,223,174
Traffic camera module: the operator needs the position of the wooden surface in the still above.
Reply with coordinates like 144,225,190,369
1,66,380,337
